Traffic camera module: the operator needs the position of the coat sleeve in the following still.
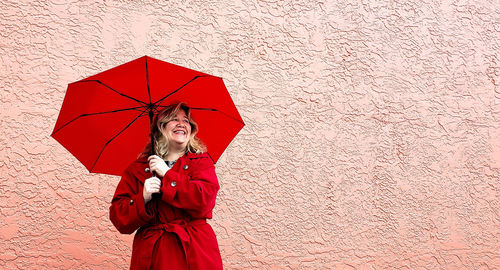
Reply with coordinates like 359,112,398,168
160,155,219,217
109,167,154,234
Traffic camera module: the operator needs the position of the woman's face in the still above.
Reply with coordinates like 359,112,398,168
161,109,192,149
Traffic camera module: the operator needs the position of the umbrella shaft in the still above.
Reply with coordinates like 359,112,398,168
149,108,155,156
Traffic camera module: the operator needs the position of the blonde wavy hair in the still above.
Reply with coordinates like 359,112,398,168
141,103,206,159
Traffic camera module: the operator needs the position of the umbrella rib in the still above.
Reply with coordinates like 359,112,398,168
153,75,210,105
51,106,147,135
76,80,148,106
191,107,245,125
155,106,245,125
90,110,149,172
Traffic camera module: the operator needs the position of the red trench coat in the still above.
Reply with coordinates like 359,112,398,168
109,152,223,270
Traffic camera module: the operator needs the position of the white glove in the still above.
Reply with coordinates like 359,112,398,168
143,176,161,204
148,155,169,178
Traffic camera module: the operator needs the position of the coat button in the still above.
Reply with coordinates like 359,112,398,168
183,165,189,170
145,168,150,173
170,181,177,187
129,199,134,205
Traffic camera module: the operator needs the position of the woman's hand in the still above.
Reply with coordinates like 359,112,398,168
148,155,168,178
143,176,161,204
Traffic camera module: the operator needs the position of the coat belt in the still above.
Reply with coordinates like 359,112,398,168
139,219,207,269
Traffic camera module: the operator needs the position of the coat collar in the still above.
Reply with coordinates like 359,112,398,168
133,152,204,163
129,152,207,183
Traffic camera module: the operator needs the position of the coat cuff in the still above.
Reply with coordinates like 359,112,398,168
160,169,182,202
133,192,153,222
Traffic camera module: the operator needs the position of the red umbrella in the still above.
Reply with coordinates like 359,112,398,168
51,56,244,176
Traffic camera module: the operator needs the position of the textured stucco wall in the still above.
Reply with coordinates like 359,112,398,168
1,0,499,269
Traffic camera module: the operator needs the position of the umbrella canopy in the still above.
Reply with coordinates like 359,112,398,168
51,56,244,176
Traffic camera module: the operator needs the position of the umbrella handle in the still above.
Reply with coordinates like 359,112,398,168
152,171,162,200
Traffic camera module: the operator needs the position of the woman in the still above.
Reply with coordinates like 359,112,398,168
109,103,223,269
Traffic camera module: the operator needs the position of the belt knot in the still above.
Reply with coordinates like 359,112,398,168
141,218,207,243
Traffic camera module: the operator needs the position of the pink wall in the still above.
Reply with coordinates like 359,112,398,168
1,0,499,269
